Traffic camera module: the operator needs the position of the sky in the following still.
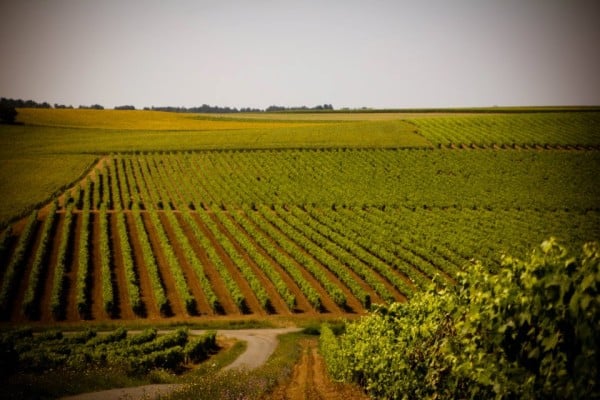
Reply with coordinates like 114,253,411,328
1,0,599,109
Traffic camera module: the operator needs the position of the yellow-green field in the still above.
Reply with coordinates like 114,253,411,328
0,109,428,226
1,108,599,227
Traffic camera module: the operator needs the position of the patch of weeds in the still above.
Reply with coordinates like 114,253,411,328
170,332,304,400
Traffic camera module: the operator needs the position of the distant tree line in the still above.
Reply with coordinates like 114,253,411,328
78,104,104,110
265,104,334,112
144,104,333,114
1,97,52,109
144,104,241,113
145,103,334,113
0,97,336,117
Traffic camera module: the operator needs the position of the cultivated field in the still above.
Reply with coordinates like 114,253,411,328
0,109,599,325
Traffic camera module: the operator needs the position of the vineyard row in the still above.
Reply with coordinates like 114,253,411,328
1,205,597,322
56,150,600,213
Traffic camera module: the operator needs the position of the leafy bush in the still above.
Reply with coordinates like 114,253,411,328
184,331,217,363
0,105,17,124
321,238,600,399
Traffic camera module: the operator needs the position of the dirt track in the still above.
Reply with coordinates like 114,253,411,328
218,328,302,370
268,338,370,400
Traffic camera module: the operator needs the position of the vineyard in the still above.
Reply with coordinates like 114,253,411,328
413,112,600,148
0,141,598,322
0,327,217,374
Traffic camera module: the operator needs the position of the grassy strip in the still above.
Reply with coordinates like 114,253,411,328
170,332,304,400
0,328,226,400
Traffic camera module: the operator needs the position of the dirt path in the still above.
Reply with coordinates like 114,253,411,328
217,328,302,370
59,327,301,400
269,338,370,400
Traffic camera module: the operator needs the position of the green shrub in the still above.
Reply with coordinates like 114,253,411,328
184,331,217,363
321,238,600,399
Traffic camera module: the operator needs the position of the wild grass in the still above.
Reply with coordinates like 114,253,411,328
0,155,96,227
169,332,304,400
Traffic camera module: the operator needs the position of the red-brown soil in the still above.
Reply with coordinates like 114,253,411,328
240,210,346,314
39,213,64,322
268,338,370,400
10,218,42,322
141,212,185,317
208,211,291,315
158,213,213,316
125,212,159,319
191,212,265,315
109,213,135,319
176,213,239,315
231,210,315,314
90,212,108,320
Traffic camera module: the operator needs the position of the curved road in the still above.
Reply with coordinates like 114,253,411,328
217,328,301,370
60,327,301,400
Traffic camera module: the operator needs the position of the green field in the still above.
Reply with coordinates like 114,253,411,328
0,108,597,318
1,108,599,227
0,107,599,399
0,109,430,226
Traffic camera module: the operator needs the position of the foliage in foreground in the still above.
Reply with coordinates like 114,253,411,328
321,238,600,399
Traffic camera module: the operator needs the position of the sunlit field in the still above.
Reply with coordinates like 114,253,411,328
0,107,598,399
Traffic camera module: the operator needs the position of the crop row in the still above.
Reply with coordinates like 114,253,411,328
196,209,270,311
231,207,321,309
60,150,600,214
214,209,297,310
409,112,600,147
180,211,246,311
1,327,217,375
22,202,58,317
0,211,38,318
1,204,597,321
50,206,73,318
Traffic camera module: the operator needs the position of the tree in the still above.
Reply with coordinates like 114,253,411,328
0,104,17,124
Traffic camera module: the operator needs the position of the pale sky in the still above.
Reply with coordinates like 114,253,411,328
1,0,599,109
